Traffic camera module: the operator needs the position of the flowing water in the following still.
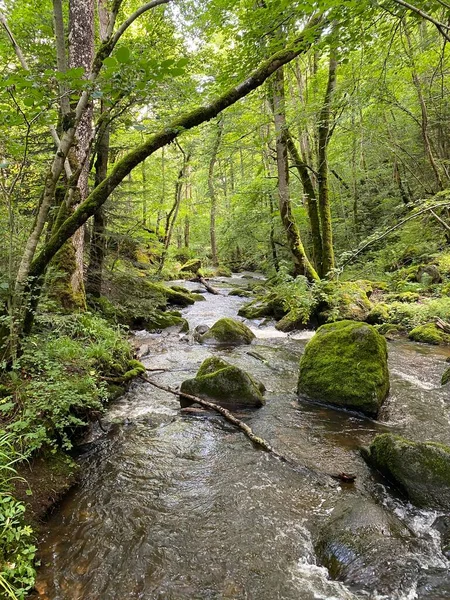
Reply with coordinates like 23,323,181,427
34,275,450,600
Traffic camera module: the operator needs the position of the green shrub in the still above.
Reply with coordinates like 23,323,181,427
3,313,133,455
0,432,36,599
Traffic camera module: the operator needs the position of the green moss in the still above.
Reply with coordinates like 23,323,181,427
318,281,373,323
275,310,309,332
199,318,255,345
408,322,450,345
298,320,389,417
215,266,232,277
179,258,202,273
228,289,253,298
389,292,420,303
364,433,450,510
180,357,265,409
238,299,273,319
366,303,391,325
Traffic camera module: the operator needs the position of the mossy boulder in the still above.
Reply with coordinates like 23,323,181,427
275,311,311,332
363,433,450,510
180,357,265,409
416,264,441,285
314,497,417,595
297,320,389,417
366,303,391,325
215,266,232,277
238,299,273,319
228,289,253,298
318,281,373,323
143,310,189,332
198,318,255,346
180,259,202,273
408,322,450,345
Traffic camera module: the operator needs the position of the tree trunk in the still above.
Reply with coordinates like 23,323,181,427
317,53,337,277
285,128,323,271
159,148,191,271
209,118,223,267
272,67,319,281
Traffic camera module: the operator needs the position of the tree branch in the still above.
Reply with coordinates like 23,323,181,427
110,0,171,48
389,0,450,42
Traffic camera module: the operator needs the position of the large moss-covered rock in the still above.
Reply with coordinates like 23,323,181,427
363,433,450,510
366,303,391,325
297,320,389,417
180,259,202,273
409,322,450,345
180,357,265,409
238,293,286,320
315,497,417,595
275,310,311,332
198,318,255,346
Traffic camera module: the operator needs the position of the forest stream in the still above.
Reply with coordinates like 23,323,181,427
34,275,450,600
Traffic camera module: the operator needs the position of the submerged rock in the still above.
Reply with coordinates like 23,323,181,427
180,357,265,409
314,497,418,596
297,320,389,417
363,433,450,510
198,318,255,346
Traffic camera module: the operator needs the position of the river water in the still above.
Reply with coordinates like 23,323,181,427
34,275,450,600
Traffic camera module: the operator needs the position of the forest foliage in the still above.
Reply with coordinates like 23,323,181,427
0,0,449,596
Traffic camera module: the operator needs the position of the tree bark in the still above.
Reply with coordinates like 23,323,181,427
317,53,337,277
272,67,319,281
208,119,224,267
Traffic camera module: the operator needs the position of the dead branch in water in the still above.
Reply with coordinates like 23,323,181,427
139,374,349,484
190,274,220,295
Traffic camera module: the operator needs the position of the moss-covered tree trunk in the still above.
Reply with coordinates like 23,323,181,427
285,127,323,272
317,53,337,277
208,118,223,267
272,67,319,281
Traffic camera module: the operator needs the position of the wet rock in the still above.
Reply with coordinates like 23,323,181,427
433,515,450,559
180,357,265,409
416,264,441,285
139,310,188,332
228,289,253,298
442,366,450,386
297,320,389,417
179,258,202,273
409,322,450,345
238,299,274,319
193,324,209,342
275,311,311,332
314,496,418,596
362,433,450,510
198,318,255,346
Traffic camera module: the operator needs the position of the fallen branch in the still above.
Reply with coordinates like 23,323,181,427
436,317,450,334
191,274,220,295
341,200,450,267
139,374,344,484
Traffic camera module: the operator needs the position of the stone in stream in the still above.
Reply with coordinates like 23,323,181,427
197,318,255,346
180,356,265,409
314,496,419,597
297,320,389,418
362,433,450,510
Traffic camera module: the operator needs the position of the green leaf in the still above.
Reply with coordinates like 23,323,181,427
116,47,131,64
23,97,34,107
103,57,117,68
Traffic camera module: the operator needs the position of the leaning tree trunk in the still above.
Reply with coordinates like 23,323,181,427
208,118,223,268
317,52,337,277
272,67,319,281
